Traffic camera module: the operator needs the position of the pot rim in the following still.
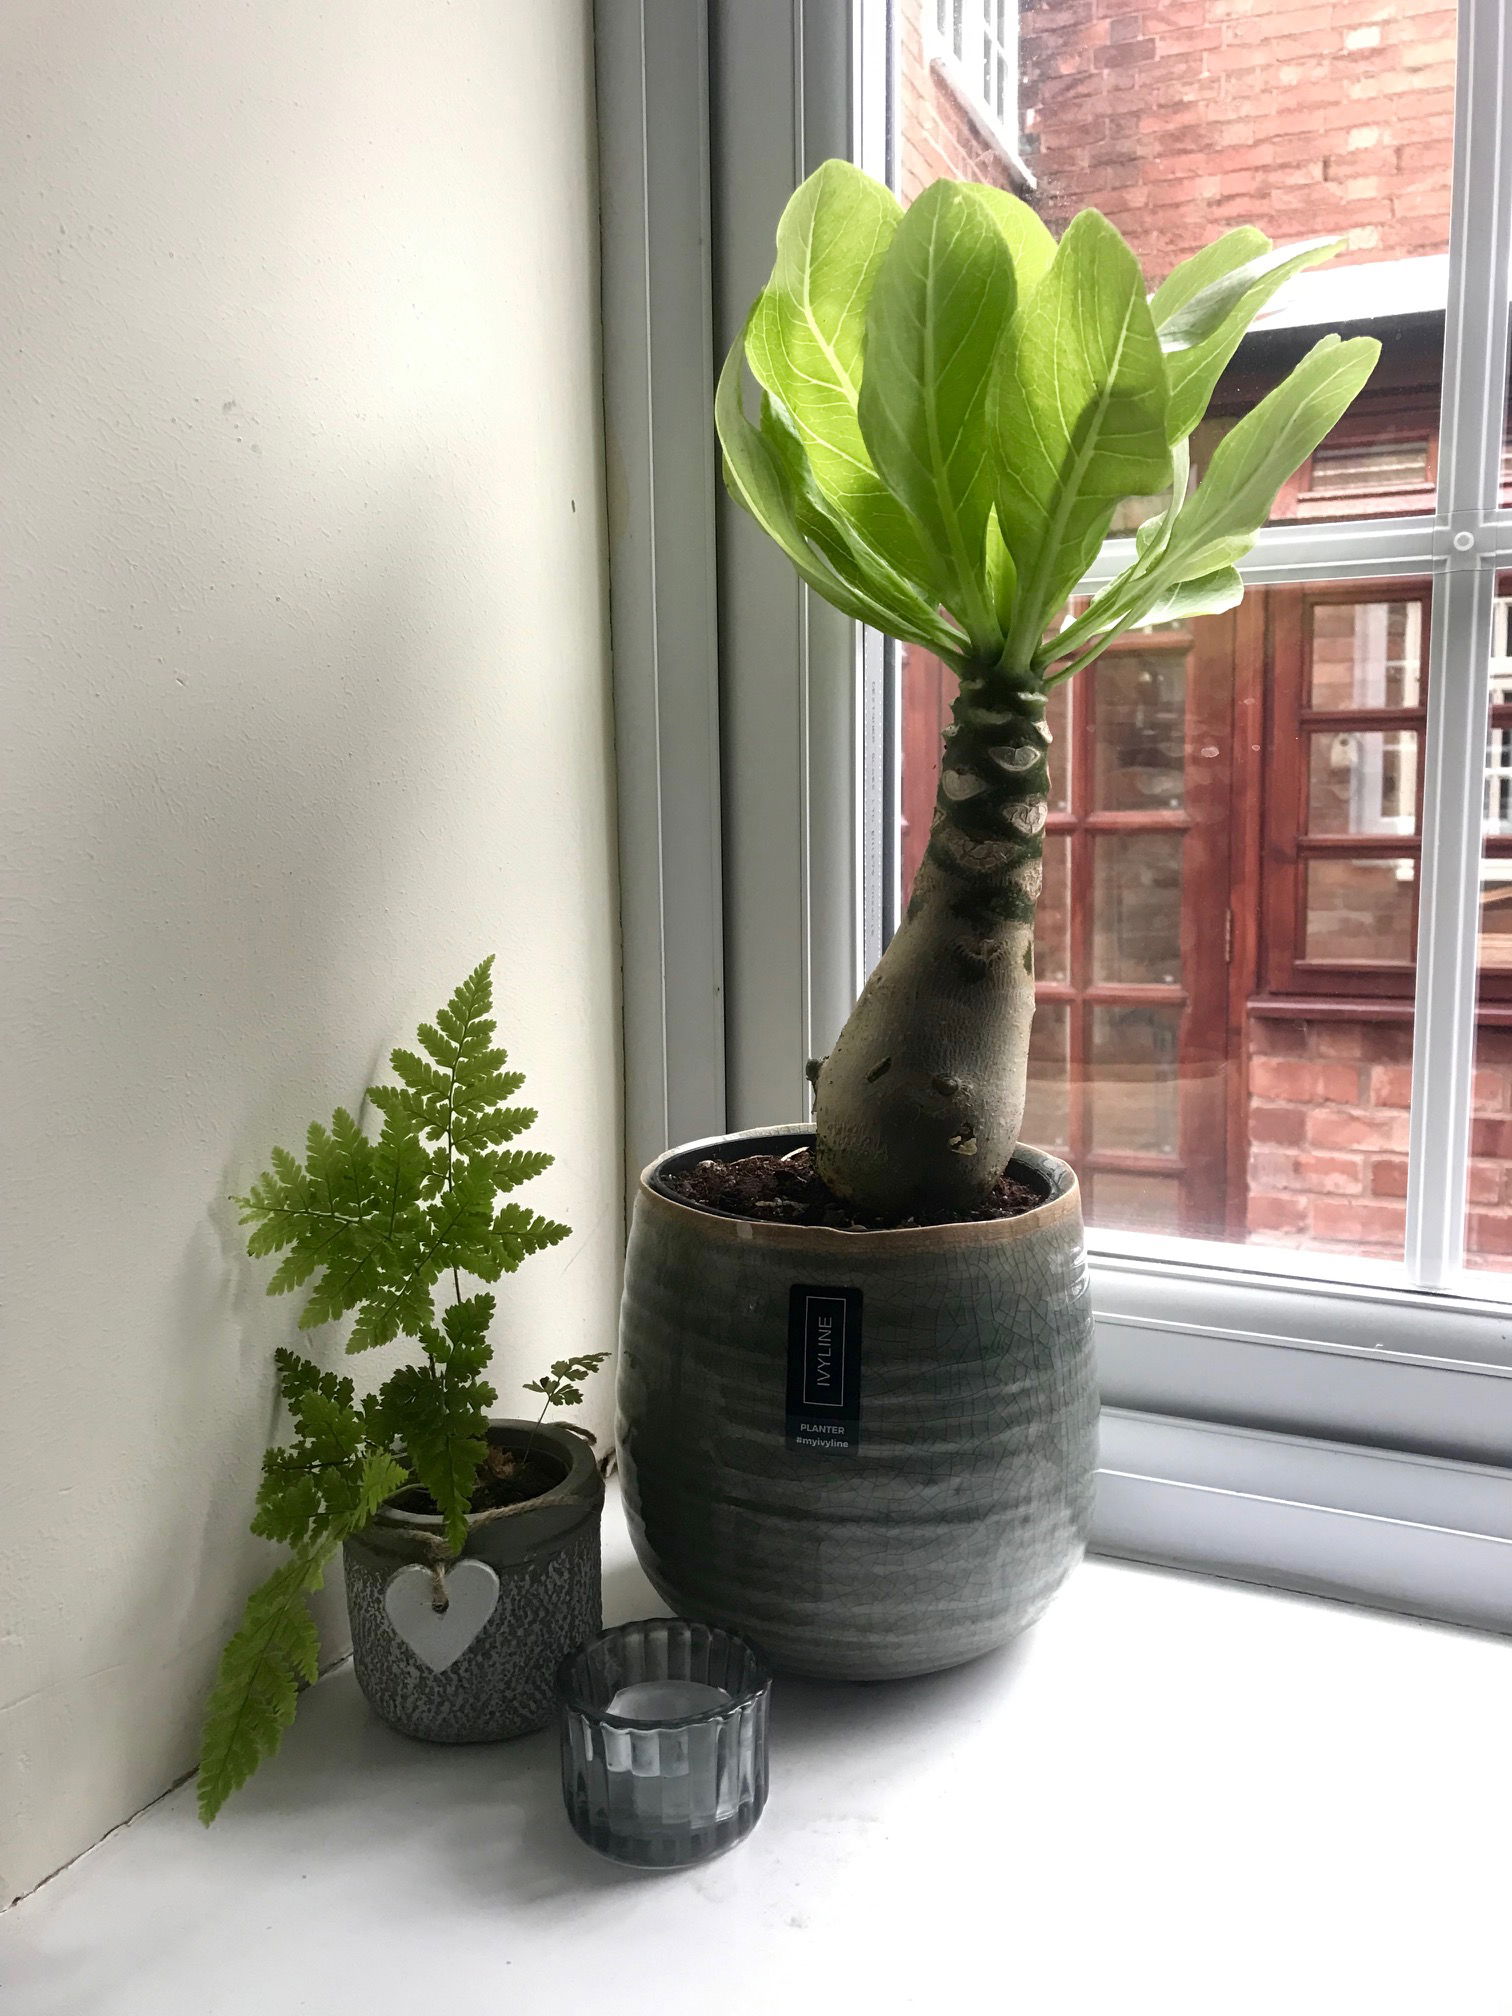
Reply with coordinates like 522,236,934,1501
639,1124,1082,1250
371,1417,601,1533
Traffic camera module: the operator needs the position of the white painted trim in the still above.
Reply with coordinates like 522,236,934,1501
594,0,726,1186
1095,1410,1512,1635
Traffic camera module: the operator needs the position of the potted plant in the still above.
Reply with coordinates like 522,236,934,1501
197,958,606,1821
617,164,1379,1679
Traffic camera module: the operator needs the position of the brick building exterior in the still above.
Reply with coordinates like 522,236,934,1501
894,0,1512,1262
1018,0,1456,270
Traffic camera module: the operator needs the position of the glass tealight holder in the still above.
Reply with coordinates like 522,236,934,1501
556,1618,771,1869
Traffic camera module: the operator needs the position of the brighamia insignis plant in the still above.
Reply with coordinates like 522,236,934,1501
719,161,1380,1220
197,958,602,1821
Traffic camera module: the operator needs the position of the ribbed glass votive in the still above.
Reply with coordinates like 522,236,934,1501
556,1618,771,1868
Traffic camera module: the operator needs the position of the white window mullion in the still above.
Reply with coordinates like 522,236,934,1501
1404,0,1512,1285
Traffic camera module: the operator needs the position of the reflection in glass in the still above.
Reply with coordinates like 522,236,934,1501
1089,1006,1179,1155
1022,1003,1068,1150
1036,835,1070,984
1307,437,1430,496
1307,730,1418,836
1468,588,1512,1269
1092,652,1186,812
1305,857,1415,964
1091,1171,1181,1234
1308,601,1423,710
1479,864,1512,972
1044,678,1070,813
1093,832,1182,985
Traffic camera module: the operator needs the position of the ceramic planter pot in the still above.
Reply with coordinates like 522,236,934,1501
343,1420,603,1742
617,1125,1097,1681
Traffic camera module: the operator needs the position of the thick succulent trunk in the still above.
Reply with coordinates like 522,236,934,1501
814,675,1049,1218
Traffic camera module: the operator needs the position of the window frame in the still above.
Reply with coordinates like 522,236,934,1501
597,0,1512,1629
1261,579,1433,1000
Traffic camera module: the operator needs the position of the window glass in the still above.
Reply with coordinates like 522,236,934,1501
1092,833,1183,986
899,577,1429,1255
1308,601,1423,709
1091,655,1186,813
1306,731,1419,837
881,1,1505,1274
1469,585,1512,1270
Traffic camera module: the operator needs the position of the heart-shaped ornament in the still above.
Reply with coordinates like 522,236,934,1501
383,1560,500,1673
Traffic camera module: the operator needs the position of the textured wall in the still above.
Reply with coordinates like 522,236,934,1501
0,0,618,1903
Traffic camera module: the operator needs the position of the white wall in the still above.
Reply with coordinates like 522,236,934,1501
0,1,619,1904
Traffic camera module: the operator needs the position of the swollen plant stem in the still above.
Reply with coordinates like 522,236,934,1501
814,675,1049,1218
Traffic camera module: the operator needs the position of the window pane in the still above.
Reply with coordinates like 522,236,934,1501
884,24,1454,1268
1093,832,1182,985
1306,731,1419,836
1090,1171,1182,1235
1092,652,1186,812
1022,1003,1069,1151
1309,600,1423,710
897,576,1421,1262
1037,834,1070,984
1045,678,1070,812
1304,856,1416,964
1014,1,1453,530
1310,438,1430,495
1469,587,1512,1271
1089,1005,1180,1155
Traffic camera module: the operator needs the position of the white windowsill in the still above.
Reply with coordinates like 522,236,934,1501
4,1493,1507,2013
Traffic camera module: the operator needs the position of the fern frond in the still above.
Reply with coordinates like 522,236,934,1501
252,1354,382,1547
198,1447,405,1823
198,1554,322,1823
374,1294,498,1548
344,1168,499,1352
483,1203,572,1277
485,1148,554,1193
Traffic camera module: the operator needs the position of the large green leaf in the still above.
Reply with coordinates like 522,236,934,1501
1159,237,1341,443
760,392,965,656
1149,227,1270,326
744,163,927,582
858,179,1015,650
718,325,963,655
1162,333,1381,576
968,184,1057,297
994,209,1171,662
1136,566,1245,629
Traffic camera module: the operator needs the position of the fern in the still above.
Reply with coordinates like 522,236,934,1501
197,1446,405,1824
523,1352,611,1413
236,958,569,1349
201,958,598,1820
372,1296,498,1549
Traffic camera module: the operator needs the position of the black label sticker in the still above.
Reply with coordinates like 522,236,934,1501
786,1285,862,1452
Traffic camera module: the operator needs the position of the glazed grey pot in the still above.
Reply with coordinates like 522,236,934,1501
618,1125,1097,1681
343,1420,603,1742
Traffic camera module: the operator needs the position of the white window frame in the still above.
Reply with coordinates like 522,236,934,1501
595,0,1512,1632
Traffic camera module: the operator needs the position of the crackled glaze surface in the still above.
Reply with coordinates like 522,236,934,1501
343,1422,603,1743
618,1128,1097,1681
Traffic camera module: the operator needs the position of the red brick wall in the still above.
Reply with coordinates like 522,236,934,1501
1017,0,1457,272
1247,1019,1512,1259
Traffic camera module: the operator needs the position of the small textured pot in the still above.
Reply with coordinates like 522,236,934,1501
618,1125,1097,1681
343,1420,603,1742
